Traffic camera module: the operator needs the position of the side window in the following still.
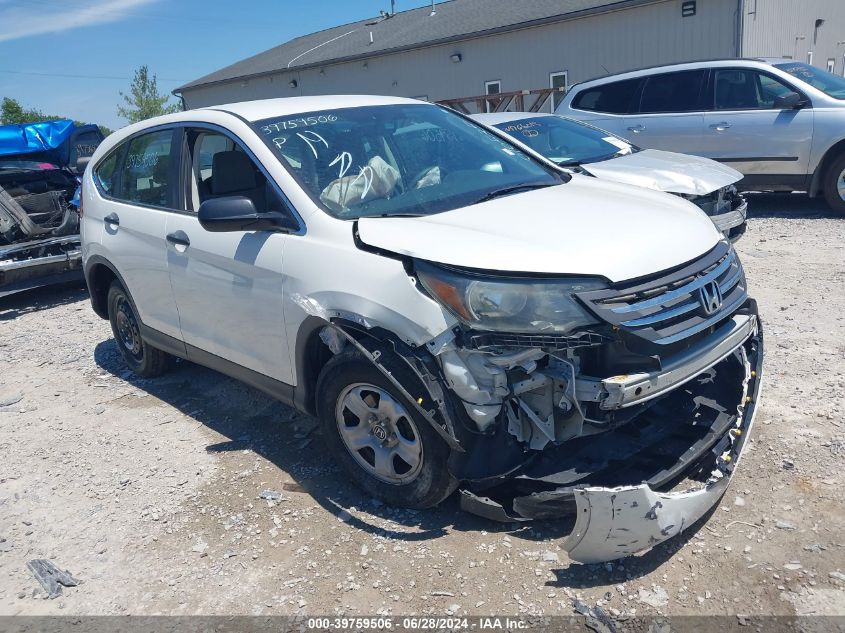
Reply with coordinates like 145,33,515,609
571,78,641,114
186,129,285,214
93,150,120,195
638,70,706,113
713,69,794,110
122,130,174,207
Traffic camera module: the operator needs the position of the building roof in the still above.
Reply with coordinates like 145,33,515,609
205,94,421,122
176,0,645,93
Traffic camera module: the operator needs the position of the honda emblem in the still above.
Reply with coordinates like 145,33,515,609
698,281,723,316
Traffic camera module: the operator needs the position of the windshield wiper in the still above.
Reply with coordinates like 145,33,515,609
473,183,555,204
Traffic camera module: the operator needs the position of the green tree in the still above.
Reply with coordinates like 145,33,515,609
1,96,111,136
1,97,59,125
117,65,180,123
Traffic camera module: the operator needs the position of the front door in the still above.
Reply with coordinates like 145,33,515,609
165,127,295,384
701,68,814,179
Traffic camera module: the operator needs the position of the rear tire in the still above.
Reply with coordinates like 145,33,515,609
822,153,845,214
107,281,171,378
316,351,457,509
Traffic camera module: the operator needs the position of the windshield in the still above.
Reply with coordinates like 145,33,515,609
252,104,561,219
774,62,845,100
492,116,634,166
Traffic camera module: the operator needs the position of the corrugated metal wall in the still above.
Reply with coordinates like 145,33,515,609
182,0,739,109
742,0,845,73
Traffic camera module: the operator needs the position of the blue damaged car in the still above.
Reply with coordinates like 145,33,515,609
0,119,104,297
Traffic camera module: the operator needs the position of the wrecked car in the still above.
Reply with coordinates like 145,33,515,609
472,112,747,241
80,96,763,563
0,119,103,297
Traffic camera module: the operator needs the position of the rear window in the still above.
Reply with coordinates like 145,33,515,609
571,78,641,114
638,70,706,113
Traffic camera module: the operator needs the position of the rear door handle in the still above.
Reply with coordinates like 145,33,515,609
709,121,732,131
166,231,190,247
627,124,645,134
104,213,119,226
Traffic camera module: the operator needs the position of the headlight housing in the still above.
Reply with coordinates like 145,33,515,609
415,260,605,334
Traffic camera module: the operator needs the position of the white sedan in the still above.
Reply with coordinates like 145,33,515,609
473,112,748,241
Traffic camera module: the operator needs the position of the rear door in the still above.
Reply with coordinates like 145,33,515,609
93,128,182,339
563,77,642,137
622,69,709,154
164,126,297,384
701,67,814,179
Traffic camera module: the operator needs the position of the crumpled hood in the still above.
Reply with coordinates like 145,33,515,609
582,149,742,196
357,174,722,283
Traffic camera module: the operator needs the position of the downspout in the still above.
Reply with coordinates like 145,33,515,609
735,0,745,57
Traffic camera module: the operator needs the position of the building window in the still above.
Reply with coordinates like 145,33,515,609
827,58,836,73
484,80,502,113
807,51,814,65
549,71,568,112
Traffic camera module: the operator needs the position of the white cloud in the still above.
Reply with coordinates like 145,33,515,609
0,0,161,43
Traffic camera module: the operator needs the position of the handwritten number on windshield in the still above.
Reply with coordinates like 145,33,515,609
297,131,329,159
329,151,353,179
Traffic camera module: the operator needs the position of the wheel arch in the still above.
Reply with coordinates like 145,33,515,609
810,138,845,197
292,315,463,451
84,255,126,319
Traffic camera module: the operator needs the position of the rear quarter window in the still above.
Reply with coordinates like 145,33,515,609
571,78,641,114
93,151,120,195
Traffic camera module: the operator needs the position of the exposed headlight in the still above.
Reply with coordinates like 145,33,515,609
415,260,605,333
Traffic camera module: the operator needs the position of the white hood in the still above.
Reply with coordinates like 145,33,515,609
582,149,742,196
357,175,722,283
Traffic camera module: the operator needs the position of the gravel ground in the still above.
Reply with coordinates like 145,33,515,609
1,193,844,619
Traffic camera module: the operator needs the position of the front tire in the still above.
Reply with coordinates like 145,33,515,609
822,154,845,214
107,281,171,378
316,351,457,509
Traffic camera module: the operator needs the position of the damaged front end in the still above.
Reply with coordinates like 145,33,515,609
0,120,101,297
414,240,761,562
681,185,747,242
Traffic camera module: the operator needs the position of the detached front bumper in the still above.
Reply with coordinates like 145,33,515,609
709,196,748,242
0,235,82,298
460,315,763,563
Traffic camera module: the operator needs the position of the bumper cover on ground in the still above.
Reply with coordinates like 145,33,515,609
460,316,763,563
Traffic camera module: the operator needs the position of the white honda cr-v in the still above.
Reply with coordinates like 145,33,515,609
80,96,763,563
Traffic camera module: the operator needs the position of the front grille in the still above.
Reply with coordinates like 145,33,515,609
466,331,608,350
577,242,747,346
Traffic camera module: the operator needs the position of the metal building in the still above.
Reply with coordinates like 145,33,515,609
175,0,845,111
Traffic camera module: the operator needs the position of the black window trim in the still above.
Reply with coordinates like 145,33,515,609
569,77,644,115
91,121,306,235
706,66,812,112
634,68,709,115
174,122,306,235
91,124,181,213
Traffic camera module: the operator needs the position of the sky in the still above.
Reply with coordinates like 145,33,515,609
0,0,434,130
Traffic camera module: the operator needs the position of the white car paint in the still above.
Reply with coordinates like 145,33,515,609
80,95,761,564
473,112,742,196
357,174,721,282
581,149,741,196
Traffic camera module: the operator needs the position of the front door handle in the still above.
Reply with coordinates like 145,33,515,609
166,231,190,247
626,124,645,134
104,213,119,226
709,121,732,131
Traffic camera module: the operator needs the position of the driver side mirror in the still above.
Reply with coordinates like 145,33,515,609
773,91,806,109
198,196,298,233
